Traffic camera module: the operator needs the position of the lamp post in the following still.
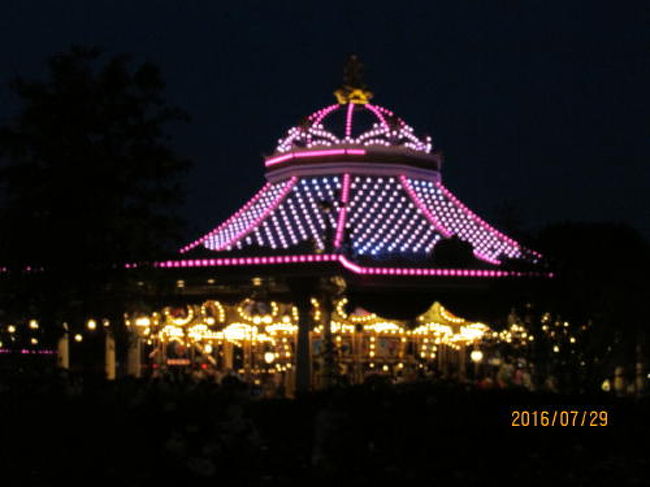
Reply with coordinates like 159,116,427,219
57,323,70,370
470,349,484,380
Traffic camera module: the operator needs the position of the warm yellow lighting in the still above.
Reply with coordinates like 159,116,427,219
569,337,576,344
264,352,275,364
204,344,213,354
553,345,560,353
382,365,389,372
29,319,39,329
30,338,38,345
8,325,16,333
87,319,97,330
470,350,484,363
74,334,83,342
135,317,151,327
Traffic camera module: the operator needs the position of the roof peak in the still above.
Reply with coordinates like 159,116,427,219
333,55,374,104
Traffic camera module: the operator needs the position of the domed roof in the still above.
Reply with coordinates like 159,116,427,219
275,102,433,155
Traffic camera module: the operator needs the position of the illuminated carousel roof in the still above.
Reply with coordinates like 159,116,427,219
162,58,549,279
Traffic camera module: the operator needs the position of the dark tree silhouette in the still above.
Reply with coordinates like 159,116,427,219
0,46,191,344
432,235,478,268
535,222,650,386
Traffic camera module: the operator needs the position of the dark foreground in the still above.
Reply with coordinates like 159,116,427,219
1,370,648,486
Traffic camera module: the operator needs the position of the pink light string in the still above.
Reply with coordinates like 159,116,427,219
345,103,354,137
265,148,367,167
154,254,553,278
180,182,274,253
400,175,452,238
334,173,351,248
214,177,298,251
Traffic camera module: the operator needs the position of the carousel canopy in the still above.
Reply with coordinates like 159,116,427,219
163,58,548,280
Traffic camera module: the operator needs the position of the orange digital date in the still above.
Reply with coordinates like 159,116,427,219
511,410,608,427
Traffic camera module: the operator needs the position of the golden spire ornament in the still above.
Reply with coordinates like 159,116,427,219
334,54,374,104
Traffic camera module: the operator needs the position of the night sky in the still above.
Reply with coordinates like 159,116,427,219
1,1,648,242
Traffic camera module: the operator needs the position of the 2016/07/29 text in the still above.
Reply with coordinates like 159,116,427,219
511,410,608,427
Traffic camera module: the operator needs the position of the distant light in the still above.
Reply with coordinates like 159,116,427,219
74,334,83,342
102,319,110,328
135,317,151,327
264,352,275,364
382,364,389,372
8,325,16,334
204,344,213,354
553,345,560,353
601,379,611,392
205,317,215,325
30,338,38,345
470,350,484,363
29,320,39,330
87,319,97,331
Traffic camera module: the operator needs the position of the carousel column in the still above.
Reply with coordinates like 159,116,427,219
244,334,253,383
223,340,234,370
105,330,116,380
353,325,363,385
57,325,70,370
320,294,335,389
127,327,142,378
458,344,467,382
295,293,312,395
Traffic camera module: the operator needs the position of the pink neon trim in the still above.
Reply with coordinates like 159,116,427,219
365,103,389,129
265,149,367,167
215,177,298,251
309,104,339,124
345,103,354,137
299,150,346,158
334,173,351,248
400,175,452,238
403,177,516,265
437,182,517,246
437,182,541,257
265,153,293,165
180,182,274,253
156,254,553,278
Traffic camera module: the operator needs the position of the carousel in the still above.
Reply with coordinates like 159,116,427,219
121,57,551,392
124,294,533,395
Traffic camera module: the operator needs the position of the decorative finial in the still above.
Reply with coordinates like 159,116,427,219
334,54,373,104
